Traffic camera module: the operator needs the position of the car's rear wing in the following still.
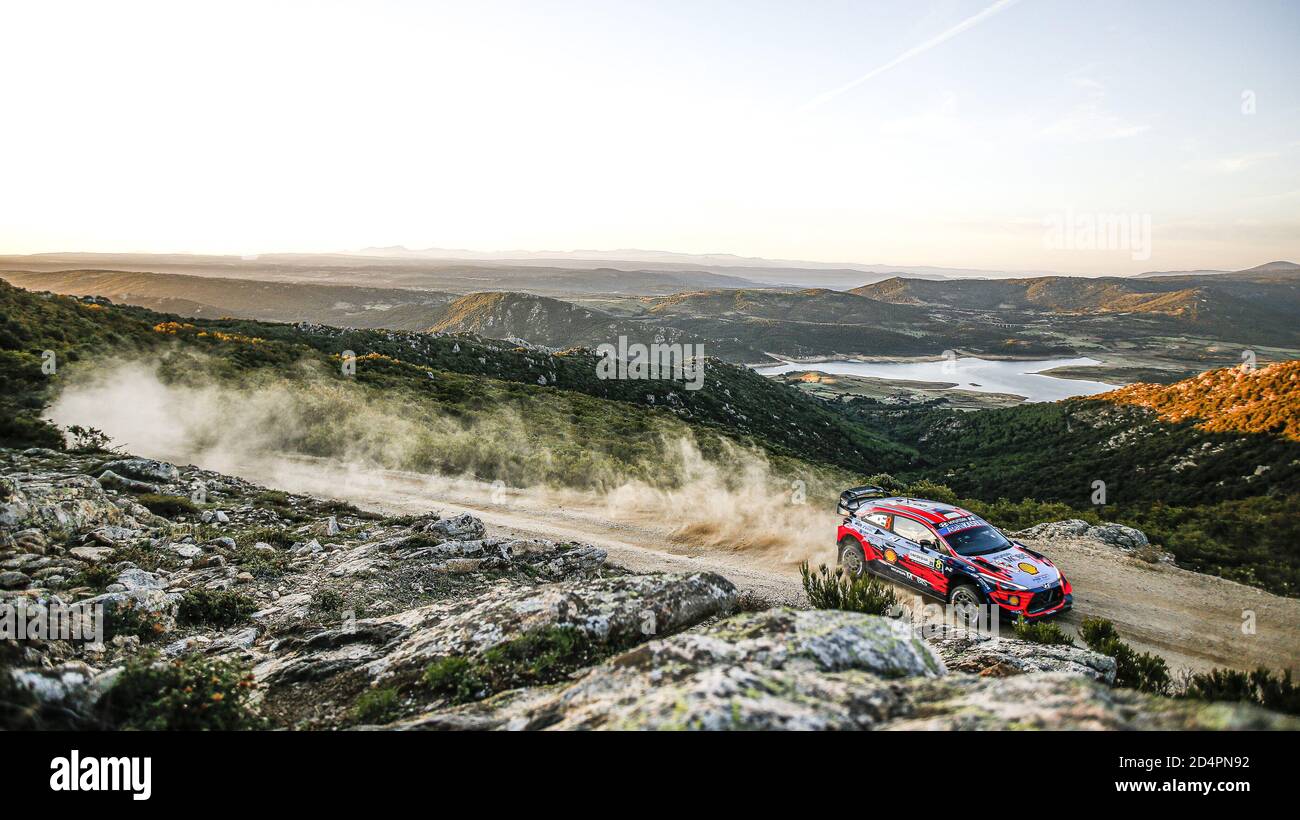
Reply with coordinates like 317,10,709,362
837,485,887,517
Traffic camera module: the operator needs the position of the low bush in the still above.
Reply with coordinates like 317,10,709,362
351,687,402,724
424,626,603,704
137,494,200,518
176,589,257,627
1182,667,1300,716
309,588,347,617
1011,616,1075,646
1079,617,1171,694
68,564,116,591
800,562,899,616
105,600,169,643
98,655,263,730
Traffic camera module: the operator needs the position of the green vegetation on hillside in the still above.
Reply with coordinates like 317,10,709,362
0,280,904,491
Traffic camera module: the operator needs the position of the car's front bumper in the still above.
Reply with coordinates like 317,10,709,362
989,585,1072,619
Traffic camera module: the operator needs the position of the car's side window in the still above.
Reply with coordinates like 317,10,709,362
864,512,890,528
891,516,934,546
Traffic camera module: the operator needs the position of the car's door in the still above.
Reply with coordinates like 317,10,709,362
888,515,951,595
851,511,893,561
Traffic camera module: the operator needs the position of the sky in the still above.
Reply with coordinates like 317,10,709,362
1,0,1297,274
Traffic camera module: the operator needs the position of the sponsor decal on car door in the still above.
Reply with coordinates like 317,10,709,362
890,515,950,595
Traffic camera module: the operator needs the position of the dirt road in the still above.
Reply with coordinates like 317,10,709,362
206,455,1300,676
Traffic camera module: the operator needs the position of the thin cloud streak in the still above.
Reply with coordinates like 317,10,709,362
803,0,1024,111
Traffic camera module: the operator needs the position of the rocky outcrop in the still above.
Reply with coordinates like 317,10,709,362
395,610,1293,731
1015,519,1150,550
928,624,1116,683
258,572,737,688
100,458,181,484
3,447,1295,732
1,472,143,535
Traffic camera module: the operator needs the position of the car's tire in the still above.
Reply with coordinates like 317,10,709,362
947,583,985,626
838,538,866,578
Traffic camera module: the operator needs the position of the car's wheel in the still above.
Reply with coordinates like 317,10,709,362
947,583,985,626
838,538,866,578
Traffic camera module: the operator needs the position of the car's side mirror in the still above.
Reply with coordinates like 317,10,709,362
918,538,938,550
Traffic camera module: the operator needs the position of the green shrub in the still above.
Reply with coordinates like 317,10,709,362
255,490,292,507
800,562,899,616
176,589,257,627
424,626,602,704
106,600,169,643
310,588,347,617
1182,667,1300,716
98,655,263,730
137,494,200,517
352,687,401,724
1012,616,1075,646
68,563,116,591
64,424,113,452
423,656,486,704
904,479,959,505
1079,617,1171,694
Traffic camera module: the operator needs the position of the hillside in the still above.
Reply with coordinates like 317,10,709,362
0,253,767,296
0,279,913,479
0,269,1072,362
853,273,1299,348
0,269,456,331
1097,361,1300,441
636,287,1069,359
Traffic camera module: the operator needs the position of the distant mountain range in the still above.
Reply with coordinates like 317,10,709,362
349,246,1073,288
852,268,1299,347
0,270,1071,362
3,250,1293,292
3,258,1296,363
1135,261,1300,278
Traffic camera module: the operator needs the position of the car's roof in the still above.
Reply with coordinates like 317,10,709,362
862,497,979,526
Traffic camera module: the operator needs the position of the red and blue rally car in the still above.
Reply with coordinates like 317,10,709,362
836,486,1072,619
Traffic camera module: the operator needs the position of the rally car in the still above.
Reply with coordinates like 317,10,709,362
835,486,1072,620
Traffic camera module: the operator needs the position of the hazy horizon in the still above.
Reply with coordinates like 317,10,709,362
2,0,1297,274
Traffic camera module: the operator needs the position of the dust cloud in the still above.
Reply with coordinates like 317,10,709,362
46,358,845,568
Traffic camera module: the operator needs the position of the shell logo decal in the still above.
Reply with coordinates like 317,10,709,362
1017,561,1039,576
883,548,898,564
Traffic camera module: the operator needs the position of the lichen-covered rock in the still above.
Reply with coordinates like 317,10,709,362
1,474,140,534
1085,523,1149,550
421,513,485,541
96,470,160,495
100,458,180,484
257,572,737,687
396,612,1297,732
1014,519,1150,551
0,570,31,589
884,673,1298,731
1013,519,1090,540
928,625,1116,683
396,608,945,730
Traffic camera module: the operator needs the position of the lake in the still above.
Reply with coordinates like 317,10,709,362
752,356,1117,403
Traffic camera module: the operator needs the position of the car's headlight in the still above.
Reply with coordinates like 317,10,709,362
979,573,1029,591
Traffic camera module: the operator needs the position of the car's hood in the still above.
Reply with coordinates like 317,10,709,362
967,545,1061,589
